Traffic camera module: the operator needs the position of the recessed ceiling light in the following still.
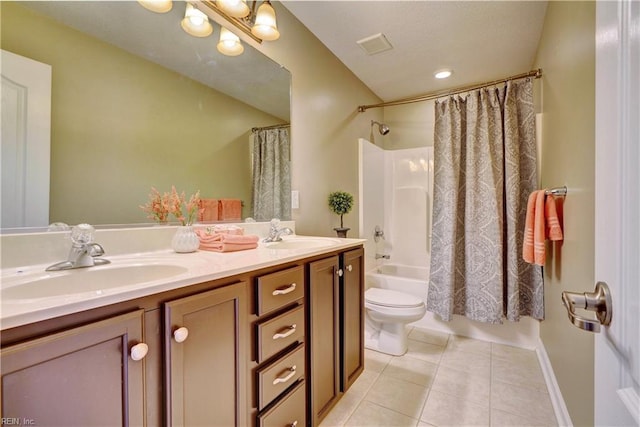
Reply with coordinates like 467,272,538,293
434,69,453,79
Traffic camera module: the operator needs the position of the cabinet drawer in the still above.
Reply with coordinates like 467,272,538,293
256,266,304,316
257,380,306,427
257,343,305,410
257,305,305,363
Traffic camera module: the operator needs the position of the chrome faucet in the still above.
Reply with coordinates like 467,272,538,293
46,224,111,271
375,253,390,260
263,219,294,243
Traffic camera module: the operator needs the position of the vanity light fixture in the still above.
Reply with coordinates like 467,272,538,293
217,0,250,18
434,69,453,79
137,0,173,13
251,1,280,41
181,3,213,37
217,27,244,56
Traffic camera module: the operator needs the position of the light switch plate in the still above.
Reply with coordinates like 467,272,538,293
291,190,299,209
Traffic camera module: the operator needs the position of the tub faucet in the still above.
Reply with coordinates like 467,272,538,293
263,219,294,243
46,224,111,271
375,253,390,260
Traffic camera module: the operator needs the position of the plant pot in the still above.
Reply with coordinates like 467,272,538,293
171,225,199,253
333,227,350,238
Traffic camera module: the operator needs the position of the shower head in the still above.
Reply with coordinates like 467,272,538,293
371,120,390,135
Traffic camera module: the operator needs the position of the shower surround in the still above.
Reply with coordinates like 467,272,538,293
358,138,539,349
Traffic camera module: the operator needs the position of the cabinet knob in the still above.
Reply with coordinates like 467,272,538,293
346,264,353,272
272,283,297,296
130,343,149,361
272,324,297,340
272,365,297,385
336,269,344,277
289,422,298,427
173,326,189,343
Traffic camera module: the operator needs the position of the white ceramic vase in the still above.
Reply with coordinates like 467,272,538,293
171,225,199,253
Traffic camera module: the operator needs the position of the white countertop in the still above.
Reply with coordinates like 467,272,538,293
0,236,365,331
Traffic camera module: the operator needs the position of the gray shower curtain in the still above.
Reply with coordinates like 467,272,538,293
251,128,291,221
427,78,543,324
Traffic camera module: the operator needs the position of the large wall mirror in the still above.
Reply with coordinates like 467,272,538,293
1,1,291,232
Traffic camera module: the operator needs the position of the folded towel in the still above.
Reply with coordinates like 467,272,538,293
196,230,258,252
523,190,565,266
219,199,242,221
533,190,546,265
199,199,219,222
207,224,244,235
545,195,564,241
523,191,537,264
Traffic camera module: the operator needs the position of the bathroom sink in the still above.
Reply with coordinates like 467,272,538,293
2,263,189,300
264,237,341,250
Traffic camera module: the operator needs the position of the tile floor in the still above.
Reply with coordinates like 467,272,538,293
320,326,558,427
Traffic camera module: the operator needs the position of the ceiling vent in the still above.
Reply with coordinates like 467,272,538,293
357,33,393,55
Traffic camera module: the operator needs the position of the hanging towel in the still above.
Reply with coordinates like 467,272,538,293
219,199,242,221
545,195,564,241
195,230,258,252
199,199,219,222
523,190,564,266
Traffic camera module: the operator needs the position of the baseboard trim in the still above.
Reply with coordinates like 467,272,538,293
536,338,573,427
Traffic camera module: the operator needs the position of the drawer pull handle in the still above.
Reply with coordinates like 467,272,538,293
272,366,297,385
130,343,149,361
273,324,297,340
272,283,297,296
173,327,189,343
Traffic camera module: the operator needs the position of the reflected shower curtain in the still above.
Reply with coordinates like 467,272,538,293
251,128,291,221
427,79,543,323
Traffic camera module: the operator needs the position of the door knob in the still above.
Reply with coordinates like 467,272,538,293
561,282,612,333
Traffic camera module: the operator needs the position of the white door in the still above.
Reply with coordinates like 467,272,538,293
594,1,639,425
1,49,52,229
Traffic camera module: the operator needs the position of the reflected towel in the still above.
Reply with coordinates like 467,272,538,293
196,230,258,252
199,199,219,222
219,199,242,221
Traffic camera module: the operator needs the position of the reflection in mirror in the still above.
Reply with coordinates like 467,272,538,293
0,1,291,232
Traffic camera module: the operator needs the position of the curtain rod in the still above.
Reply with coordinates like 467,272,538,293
251,123,290,132
357,68,542,112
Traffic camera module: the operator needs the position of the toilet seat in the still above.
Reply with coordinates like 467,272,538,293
365,288,424,308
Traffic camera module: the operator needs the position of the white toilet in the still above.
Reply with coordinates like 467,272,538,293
364,287,427,356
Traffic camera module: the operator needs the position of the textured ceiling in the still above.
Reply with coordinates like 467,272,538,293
283,1,548,102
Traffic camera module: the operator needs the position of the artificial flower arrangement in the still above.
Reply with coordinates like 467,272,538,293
140,186,202,225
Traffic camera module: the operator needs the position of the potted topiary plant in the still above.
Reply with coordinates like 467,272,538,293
328,191,354,238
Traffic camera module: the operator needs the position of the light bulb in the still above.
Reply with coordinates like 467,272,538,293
181,3,213,37
217,0,250,18
217,27,244,56
251,1,279,41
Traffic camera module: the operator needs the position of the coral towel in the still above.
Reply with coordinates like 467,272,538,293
523,190,564,266
219,199,242,221
195,230,258,253
198,199,219,222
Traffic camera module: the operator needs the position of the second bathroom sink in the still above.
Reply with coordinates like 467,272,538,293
2,263,189,301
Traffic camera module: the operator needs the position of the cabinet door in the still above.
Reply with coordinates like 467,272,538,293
341,247,364,391
308,256,340,426
164,281,248,427
1,309,146,426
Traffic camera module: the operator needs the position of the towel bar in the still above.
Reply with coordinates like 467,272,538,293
545,186,567,197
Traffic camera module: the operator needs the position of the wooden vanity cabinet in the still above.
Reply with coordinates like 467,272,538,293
0,309,146,426
340,247,365,392
308,255,341,426
164,281,248,427
0,244,365,427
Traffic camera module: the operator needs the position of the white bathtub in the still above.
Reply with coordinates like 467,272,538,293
365,263,539,348
366,263,429,306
